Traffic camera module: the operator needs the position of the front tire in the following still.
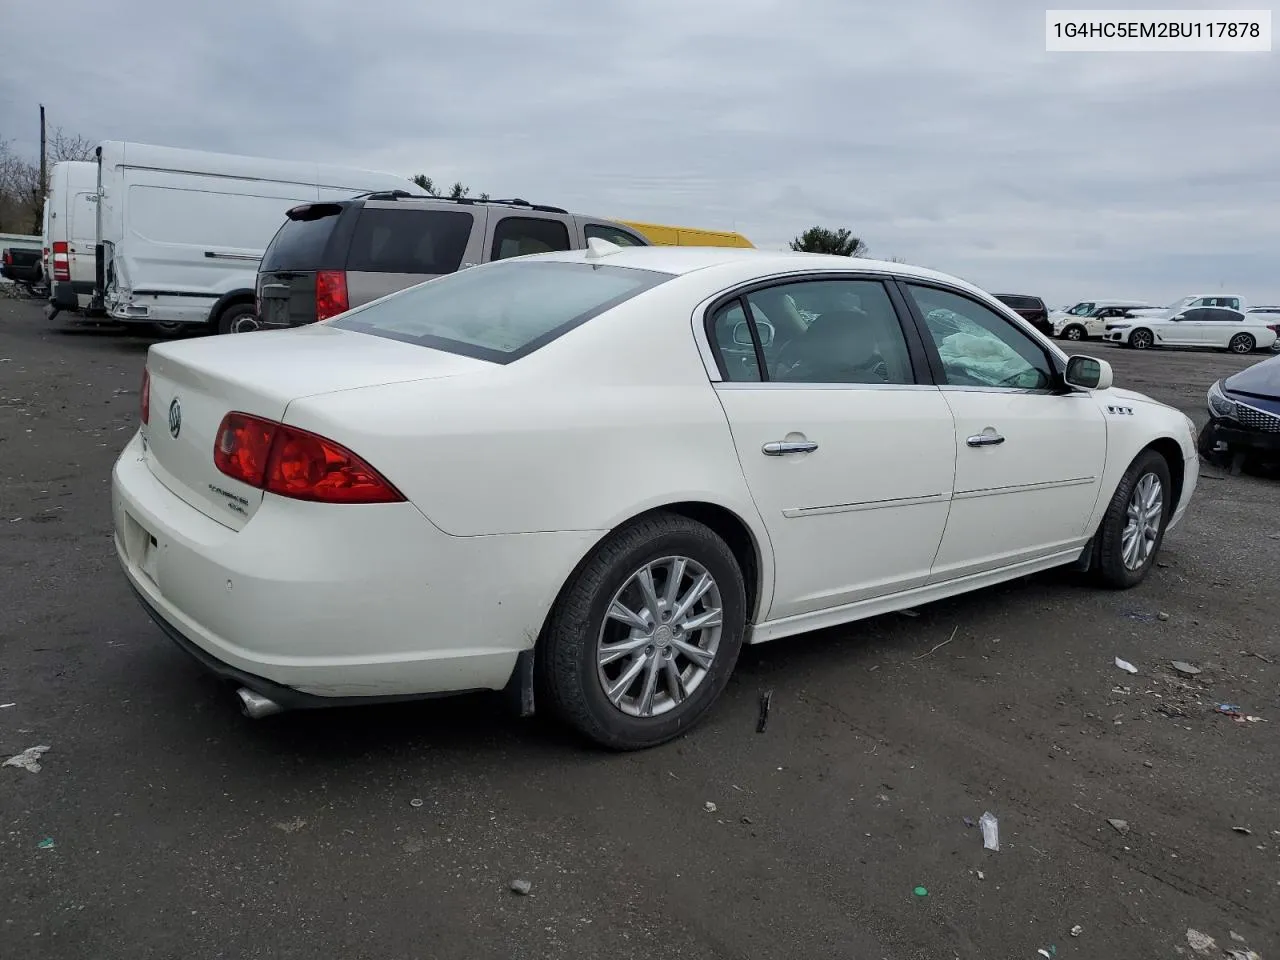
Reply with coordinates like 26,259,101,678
1128,328,1154,350
1228,332,1255,354
540,512,747,750
1061,324,1086,342
1092,449,1173,589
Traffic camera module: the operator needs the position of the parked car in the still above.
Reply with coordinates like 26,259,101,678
252,193,649,333
93,140,424,336
1128,294,1250,319
1200,354,1280,470
1245,307,1280,349
1,247,44,289
1052,301,1157,341
114,246,1199,749
993,293,1052,336
43,160,100,317
617,220,754,248
1104,307,1278,353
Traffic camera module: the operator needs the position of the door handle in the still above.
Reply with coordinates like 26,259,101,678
966,433,1005,447
762,440,819,456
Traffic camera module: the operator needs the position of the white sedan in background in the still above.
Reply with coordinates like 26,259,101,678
1104,306,1278,353
112,244,1199,750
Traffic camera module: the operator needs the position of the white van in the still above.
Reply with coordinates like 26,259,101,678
43,160,100,317
94,141,423,334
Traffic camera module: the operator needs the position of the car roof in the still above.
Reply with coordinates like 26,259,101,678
524,244,979,287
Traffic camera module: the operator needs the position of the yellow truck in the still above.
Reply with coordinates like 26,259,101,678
617,220,754,248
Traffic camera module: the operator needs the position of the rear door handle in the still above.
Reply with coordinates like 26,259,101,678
966,433,1005,447
763,440,819,456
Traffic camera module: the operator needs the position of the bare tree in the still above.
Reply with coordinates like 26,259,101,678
48,127,96,162
0,128,97,233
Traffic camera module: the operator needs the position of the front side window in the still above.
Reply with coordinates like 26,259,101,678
491,217,571,260
329,260,671,363
906,285,1054,390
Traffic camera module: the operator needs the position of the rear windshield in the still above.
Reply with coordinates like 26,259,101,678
997,295,1041,310
346,208,474,275
260,210,341,272
328,259,673,363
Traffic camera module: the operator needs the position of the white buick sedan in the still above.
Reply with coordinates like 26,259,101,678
113,244,1199,750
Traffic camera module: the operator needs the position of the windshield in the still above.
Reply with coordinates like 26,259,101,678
1066,302,1094,316
328,259,673,363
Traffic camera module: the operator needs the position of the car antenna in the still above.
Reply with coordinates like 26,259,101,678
585,237,623,259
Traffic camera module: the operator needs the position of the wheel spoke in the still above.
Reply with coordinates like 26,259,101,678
672,572,714,623
679,608,723,633
635,565,662,620
671,636,715,670
598,635,650,667
662,658,687,704
662,558,687,608
637,656,661,717
607,655,648,705
607,600,650,632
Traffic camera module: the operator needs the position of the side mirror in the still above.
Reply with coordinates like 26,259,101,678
1064,355,1113,391
732,319,774,347
1171,313,1186,321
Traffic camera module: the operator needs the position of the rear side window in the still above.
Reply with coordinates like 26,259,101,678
346,208,474,274
492,217,571,260
329,260,672,363
261,211,343,271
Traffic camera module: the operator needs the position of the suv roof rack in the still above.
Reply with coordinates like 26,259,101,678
359,191,569,215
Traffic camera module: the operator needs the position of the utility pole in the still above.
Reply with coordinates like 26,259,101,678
39,103,47,193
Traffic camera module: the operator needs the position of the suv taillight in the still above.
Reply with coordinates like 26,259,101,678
52,241,70,281
140,367,151,425
315,270,348,322
2,250,11,266
213,412,404,504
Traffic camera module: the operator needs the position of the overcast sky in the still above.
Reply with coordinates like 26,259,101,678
2,0,1277,306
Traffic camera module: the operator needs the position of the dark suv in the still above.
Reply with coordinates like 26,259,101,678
248,193,649,334
993,293,1052,337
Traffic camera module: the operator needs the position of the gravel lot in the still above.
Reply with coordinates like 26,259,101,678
2,295,1277,960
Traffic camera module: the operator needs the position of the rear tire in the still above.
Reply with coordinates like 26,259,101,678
539,512,747,750
216,302,260,335
1092,449,1172,589
150,321,185,338
1061,324,1086,342
1128,328,1154,350
1228,332,1255,354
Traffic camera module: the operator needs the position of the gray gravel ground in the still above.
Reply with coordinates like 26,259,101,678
2,296,1277,959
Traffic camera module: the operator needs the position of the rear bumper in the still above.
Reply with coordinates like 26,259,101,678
111,430,598,702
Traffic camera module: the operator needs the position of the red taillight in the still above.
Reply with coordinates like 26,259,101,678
52,241,70,282
2,250,11,265
213,412,403,504
315,270,348,322
140,367,151,424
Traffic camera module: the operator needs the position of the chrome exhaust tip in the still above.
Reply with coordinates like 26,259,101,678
236,687,283,719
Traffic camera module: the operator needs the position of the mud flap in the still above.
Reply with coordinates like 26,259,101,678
1070,537,1095,573
503,649,536,718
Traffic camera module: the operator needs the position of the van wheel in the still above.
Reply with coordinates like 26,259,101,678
539,512,747,750
217,303,260,335
150,322,185,338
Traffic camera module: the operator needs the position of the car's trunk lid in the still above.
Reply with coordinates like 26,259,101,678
141,325,489,529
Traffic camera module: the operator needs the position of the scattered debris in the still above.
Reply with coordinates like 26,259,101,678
409,798,424,808
1241,650,1274,664
509,879,532,896
1231,931,1247,943
1157,611,1170,622
962,816,976,828
1232,826,1252,835
1106,818,1130,835
1186,928,1217,955
913,626,958,661
1217,704,1243,718
1143,760,1154,768
975,870,984,880
898,608,921,618
0,703,14,709
273,817,306,834
703,801,718,813
37,837,54,850
1070,925,1083,937
756,690,773,733
740,816,753,825
1225,950,1262,960
3,745,51,773
1114,657,1139,674
1171,661,1202,677
913,886,928,897
1125,611,1154,623
979,811,999,851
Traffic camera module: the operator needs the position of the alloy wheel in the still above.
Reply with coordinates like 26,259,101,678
1121,472,1163,570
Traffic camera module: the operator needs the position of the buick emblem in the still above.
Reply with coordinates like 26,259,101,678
168,397,182,439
